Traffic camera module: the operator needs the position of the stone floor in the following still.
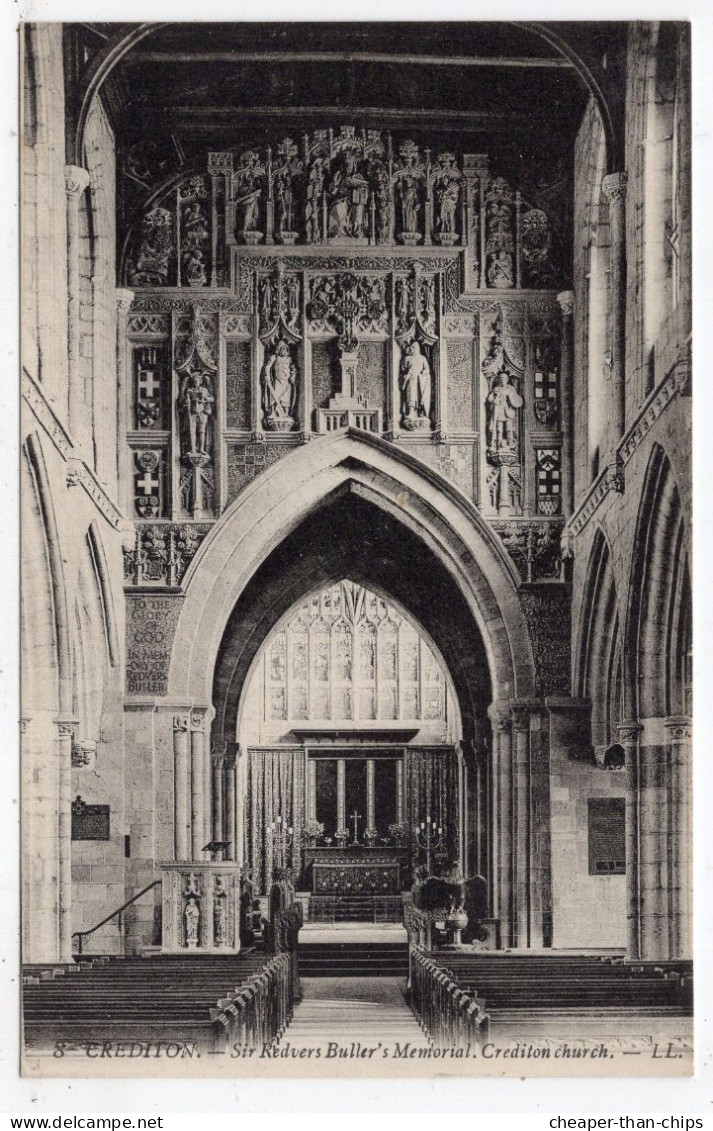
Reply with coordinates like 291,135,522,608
277,977,430,1051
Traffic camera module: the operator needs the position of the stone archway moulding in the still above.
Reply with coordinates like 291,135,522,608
167,430,536,708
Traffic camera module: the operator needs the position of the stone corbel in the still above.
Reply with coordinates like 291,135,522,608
71,739,97,769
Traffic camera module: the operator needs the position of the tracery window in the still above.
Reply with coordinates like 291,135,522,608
261,579,448,727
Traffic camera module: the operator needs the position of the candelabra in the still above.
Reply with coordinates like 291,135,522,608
267,814,294,869
414,819,443,873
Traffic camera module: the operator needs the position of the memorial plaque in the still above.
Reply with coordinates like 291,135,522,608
71,797,110,841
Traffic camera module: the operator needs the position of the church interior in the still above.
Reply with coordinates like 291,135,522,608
21,21,692,1063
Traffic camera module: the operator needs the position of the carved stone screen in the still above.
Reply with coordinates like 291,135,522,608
587,797,626,875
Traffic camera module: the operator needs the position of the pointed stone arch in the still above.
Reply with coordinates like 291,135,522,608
575,527,623,750
167,432,535,732
624,442,689,720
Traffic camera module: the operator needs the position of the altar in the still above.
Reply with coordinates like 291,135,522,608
304,846,408,894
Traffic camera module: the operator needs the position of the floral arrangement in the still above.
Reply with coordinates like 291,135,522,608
302,819,325,844
387,822,409,846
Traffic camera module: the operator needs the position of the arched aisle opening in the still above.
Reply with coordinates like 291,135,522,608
233,576,466,919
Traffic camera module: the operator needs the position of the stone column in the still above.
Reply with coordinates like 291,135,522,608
557,291,575,514
190,711,208,861
64,165,90,444
337,758,346,833
665,717,692,959
224,749,237,862
396,759,404,824
602,172,628,441
173,714,191,861
115,289,134,507
510,703,532,949
618,720,643,959
488,702,512,945
55,717,77,961
366,758,375,832
212,744,226,846
307,757,317,823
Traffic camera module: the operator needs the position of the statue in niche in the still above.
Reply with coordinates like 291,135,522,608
131,206,173,286
180,370,215,456
486,370,523,457
437,179,459,235
285,275,301,330
369,158,391,243
234,151,264,240
398,173,420,234
399,340,432,429
275,167,295,235
184,895,201,948
328,151,369,239
305,158,326,243
261,341,298,431
486,248,514,289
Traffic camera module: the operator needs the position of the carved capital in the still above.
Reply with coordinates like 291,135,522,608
664,716,692,742
64,164,90,198
55,718,77,740
557,290,574,319
616,720,642,746
190,710,207,732
173,713,190,733
116,288,135,315
602,172,628,206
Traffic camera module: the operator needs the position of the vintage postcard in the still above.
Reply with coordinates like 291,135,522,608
20,19,692,1079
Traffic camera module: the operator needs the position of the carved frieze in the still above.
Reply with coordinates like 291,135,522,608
491,519,565,583
123,523,211,588
226,441,294,502
126,129,562,288
519,586,571,698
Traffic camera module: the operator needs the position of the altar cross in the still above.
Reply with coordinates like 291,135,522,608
350,809,362,844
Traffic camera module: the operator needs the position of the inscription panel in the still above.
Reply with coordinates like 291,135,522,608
225,339,252,430
126,594,184,696
446,339,476,431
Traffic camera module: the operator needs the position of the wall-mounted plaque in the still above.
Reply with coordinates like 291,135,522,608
71,796,110,841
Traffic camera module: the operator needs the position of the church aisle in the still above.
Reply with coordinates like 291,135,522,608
277,977,431,1049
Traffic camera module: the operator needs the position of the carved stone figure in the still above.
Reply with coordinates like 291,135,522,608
370,159,391,244
400,340,432,428
275,168,295,235
261,341,298,430
437,179,459,235
214,895,226,947
399,174,420,234
328,151,369,240
131,206,173,286
486,249,514,289
305,158,326,243
184,895,200,948
234,151,264,239
180,371,215,456
486,370,523,455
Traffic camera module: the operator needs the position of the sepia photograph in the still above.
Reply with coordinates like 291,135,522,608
19,18,693,1081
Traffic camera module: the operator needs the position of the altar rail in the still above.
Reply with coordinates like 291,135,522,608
409,948,490,1049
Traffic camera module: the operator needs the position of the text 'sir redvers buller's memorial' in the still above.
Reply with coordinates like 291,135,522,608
20,21,692,1078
